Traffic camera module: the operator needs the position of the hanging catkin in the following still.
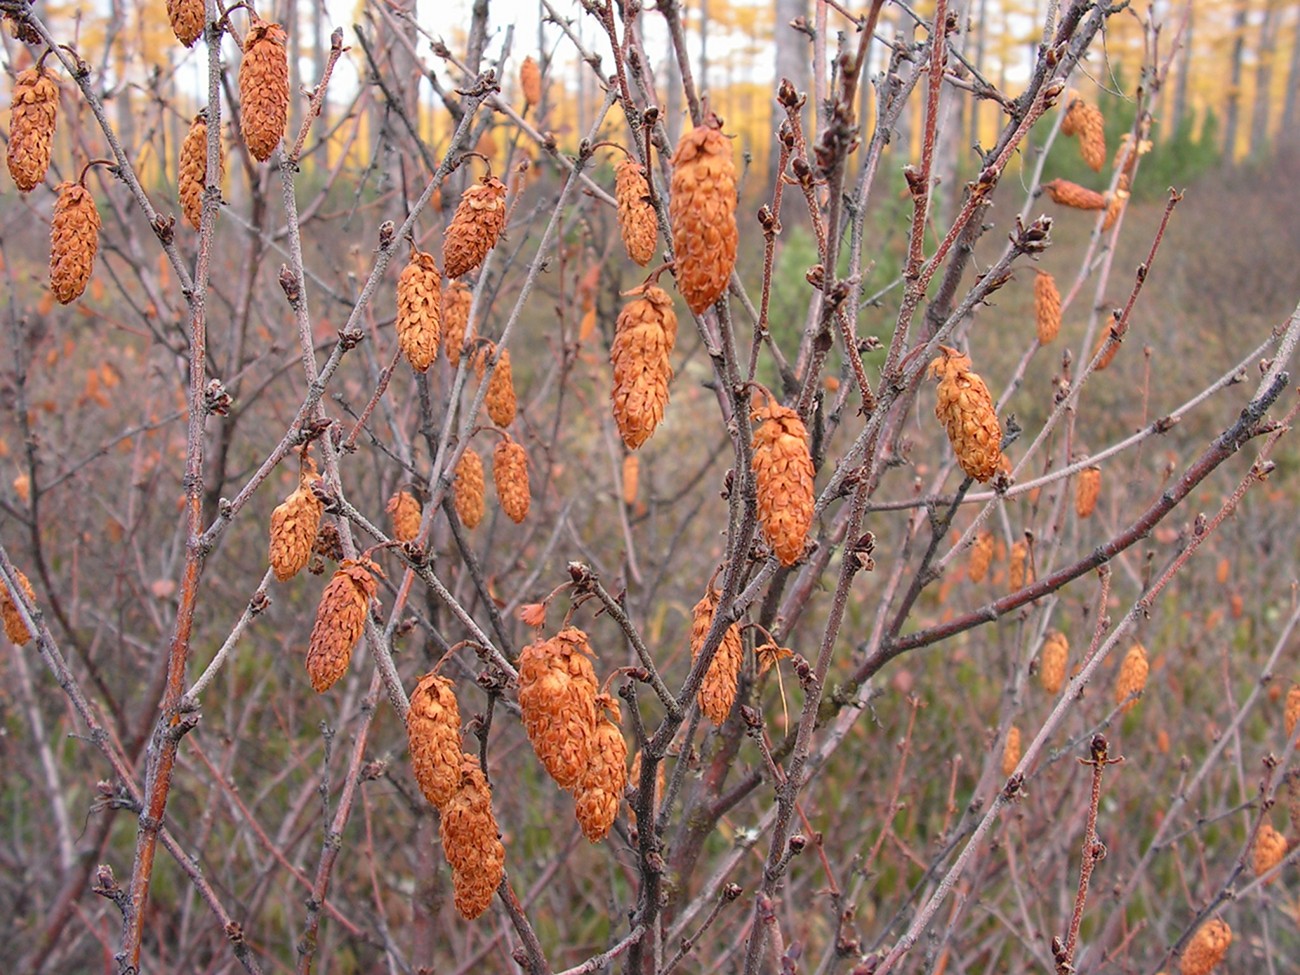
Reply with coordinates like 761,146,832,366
395,248,442,372
492,437,530,524
1115,643,1149,713
439,754,506,920
407,673,462,809
454,449,486,529
305,557,380,692
443,175,507,278
1033,270,1061,344
6,65,58,192
610,284,677,450
1008,540,1029,591
1074,101,1106,172
475,343,516,428
669,116,737,313
750,398,815,566
387,489,422,543
1075,466,1101,518
1001,726,1021,777
167,0,204,47
1180,919,1231,975
519,55,542,108
691,582,744,724
968,529,994,583
930,346,1002,482
616,159,657,266
238,15,289,162
268,456,324,581
178,111,224,230
573,694,629,842
49,181,101,305
1039,630,1069,695
516,627,599,790
444,281,473,367
1,567,37,645
1252,821,1287,881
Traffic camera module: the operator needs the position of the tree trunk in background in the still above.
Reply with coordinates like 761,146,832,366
1282,6,1300,141
1222,0,1248,161
1170,0,1193,134
312,0,328,142
287,0,302,140
699,0,711,103
1249,0,1280,158
933,0,966,230
771,0,809,190
893,17,916,160
968,0,988,152
109,0,134,158
665,40,684,146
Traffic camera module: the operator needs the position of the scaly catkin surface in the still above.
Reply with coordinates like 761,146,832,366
440,754,506,920
751,399,815,565
492,437,530,523
396,249,442,372
573,695,628,842
238,16,289,162
49,181,101,305
610,284,677,450
454,449,486,529
517,627,599,789
444,175,507,278
167,0,204,47
1033,270,1061,344
268,458,324,581
669,117,737,313
476,344,517,428
444,281,473,367
1180,919,1230,975
407,673,462,809
616,159,657,266
1039,631,1069,695
305,558,379,692
1,568,37,645
1116,643,1149,713
387,490,422,543
6,66,58,192
178,112,225,230
691,583,744,724
930,346,1002,482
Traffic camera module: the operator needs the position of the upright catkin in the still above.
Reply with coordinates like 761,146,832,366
1040,630,1069,695
268,457,324,581
238,15,289,162
1180,919,1231,975
930,346,1003,482
573,695,629,842
178,111,225,230
615,159,657,266
1001,726,1022,777
1033,270,1061,344
968,529,994,583
454,449,486,529
443,175,507,278
444,281,473,368
475,344,516,428
669,116,738,313
439,754,506,920
387,490,422,543
1,568,37,645
492,437,530,524
6,65,58,192
49,181,101,305
407,673,462,809
166,0,204,47
1076,466,1101,518
610,284,677,450
1252,821,1287,881
516,627,599,789
751,399,816,565
1116,643,1149,713
305,558,380,693
520,55,542,107
396,249,442,372
1043,178,1106,211
691,583,744,724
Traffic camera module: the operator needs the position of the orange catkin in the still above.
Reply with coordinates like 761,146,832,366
268,457,324,581
1001,726,1021,777
517,627,599,790
1074,101,1106,172
439,754,506,920
520,55,542,108
492,437,530,523
444,175,507,278
1043,178,1106,211
611,284,677,450
669,116,737,313
751,399,815,566
167,0,204,47
6,65,58,192
616,159,657,266
1252,821,1287,881
1039,630,1069,695
49,181,101,305
475,343,516,428
1008,540,1029,591
1092,328,1121,370
1115,643,1149,713
396,249,442,372
1,567,37,645
443,281,473,368
1180,918,1231,975
178,111,225,230
968,529,994,583
387,489,422,543
573,694,629,842
238,15,289,163
305,557,380,693
1102,188,1129,232
930,346,1002,482
1033,270,1061,345
454,449,486,529
1075,466,1101,518
407,673,462,809
691,582,744,725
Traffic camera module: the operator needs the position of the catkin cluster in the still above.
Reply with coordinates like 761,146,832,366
440,755,506,919
454,449,486,529
444,175,507,278
751,399,815,565
6,65,58,192
611,284,677,450
305,558,380,692
517,627,599,789
1034,270,1061,344
396,249,442,372
669,117,737,313
238,15,289,162
691,582,744,724
407,673,462,809
930,346,1002,482
268,456,324,581
492,437,530,523
178,111,225,230
49,181,101,305
387,489,422,543
1,568,37,645
616,159,657,266
1115,643,1149,713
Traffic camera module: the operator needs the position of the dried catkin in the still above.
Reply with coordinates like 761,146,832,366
669,116,737,313
751,399,815,566
1075,102,1106,172
439,754,506,920
238,15,289,163
520,55,542,108
1008,540,1029,591
268,457,324,581
616,159,657,266
387,489,422,543
492,437,530,523
407,673,462,809
1060,93,1082,136
1,568,37,645
443,175,507,279
930,346,1003,482
691,583,744,725
1043,178,1106,211
610,284,677,450
49,181,101,305
622,454,639,506
1102,188,1129,232
1115,643,1149,713
6,65,58,192
454,449,486,529
1039,630,1069,695
1252,821,1287,881
1093,329,1121,370
968,529,994,583
475,344,516,428
573,694,629,842
1001,726,1021,777
178,111,224,230
1180,919,1231,975
167,0,204,47
1075,466,1101,518
444,281,473,368
1034,270,1061,345
305,557,380,693
517,627,599,790
396,249,442,372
